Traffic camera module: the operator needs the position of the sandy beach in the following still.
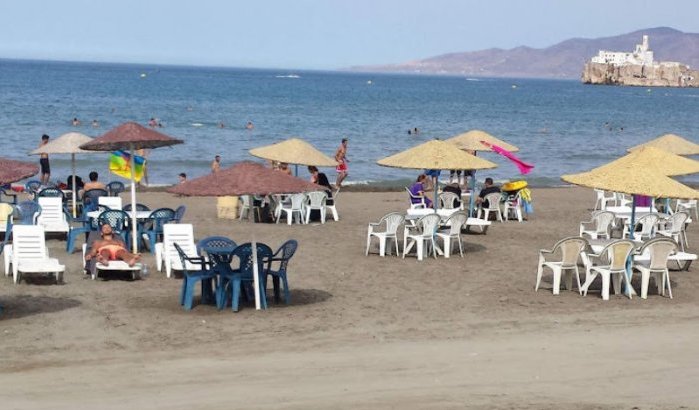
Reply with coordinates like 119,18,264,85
2,187,699,409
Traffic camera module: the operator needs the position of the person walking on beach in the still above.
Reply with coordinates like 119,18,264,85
335,138,349,188
211,155,221,173
38,134,50,185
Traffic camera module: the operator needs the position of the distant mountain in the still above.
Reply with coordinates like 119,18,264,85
348,27,699,79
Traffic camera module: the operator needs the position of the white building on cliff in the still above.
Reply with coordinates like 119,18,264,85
591,35,654,66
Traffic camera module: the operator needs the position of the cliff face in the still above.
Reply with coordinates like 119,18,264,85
582,62,699,87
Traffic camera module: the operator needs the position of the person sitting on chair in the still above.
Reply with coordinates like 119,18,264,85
409,174,432,208
85,224,141,267
81,171,106,196
442,181,462,207
476,177,500,208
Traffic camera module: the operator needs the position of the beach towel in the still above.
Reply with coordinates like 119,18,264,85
480,141,534,175
109,150,146,182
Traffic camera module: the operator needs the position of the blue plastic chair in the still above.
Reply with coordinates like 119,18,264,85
264,240,298,305
216,243,272,312
37,187,65,200
15,201,41,225
173,205,186,223
97,209,131,246
65,207,99,253
24,180,42,199
0,186,18,205
173,243,217,310
123,203,151,212
106,181,125,197
141,208,175,253
197,236,237,257
82,188,109,209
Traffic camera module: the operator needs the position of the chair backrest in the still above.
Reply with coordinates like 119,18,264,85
666,211,689,234
99,196,123,210
306,191,327,207
83,189,109,208
439,192,459,209
551,236,589,266
379,212,405,235
271,239,298,273
598,239,636,271
637,237,678,270
147,208,176,231
230,242,273,277
634,214,659,236
97,209,130,234
15,201,41,225
240,195,251,208
36,197,66,225
163,224,196,268
445,211,468,235
197,236,237,256
106,181,125,196
37,187,65,200
24,180,42,195
406,187,424,205
289,193,305,209
484,192,502,210
173,205,186,223
123,203,151,212
12,225,47,263
594,211,615,234
417,213,441,236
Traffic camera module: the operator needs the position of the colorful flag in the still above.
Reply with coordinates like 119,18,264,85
109,150,146,182
480,141,534,175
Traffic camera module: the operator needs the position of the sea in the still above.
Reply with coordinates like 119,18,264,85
1,58,698,188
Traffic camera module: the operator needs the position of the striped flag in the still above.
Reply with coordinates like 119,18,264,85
109,150,146,182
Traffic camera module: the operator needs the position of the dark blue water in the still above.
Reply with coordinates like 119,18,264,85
1,59,698,186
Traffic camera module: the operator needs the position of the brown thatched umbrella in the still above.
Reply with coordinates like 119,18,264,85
80,122,184,253
167,161,323,310
0,158,39,185
628,133,699,156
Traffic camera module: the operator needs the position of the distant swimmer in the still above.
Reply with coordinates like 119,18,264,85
413,127,419,135
218,122,225,128
246,121,254,130
211,155,221,173
91,119,100,128
148,118,158,127
72,117,81,126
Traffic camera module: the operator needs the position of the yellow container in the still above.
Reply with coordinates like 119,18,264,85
502,180,528,192
216,196,239,219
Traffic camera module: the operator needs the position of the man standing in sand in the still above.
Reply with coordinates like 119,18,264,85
85,224,141,267
335,138,349,188
211,155,221,173
38,134,50,185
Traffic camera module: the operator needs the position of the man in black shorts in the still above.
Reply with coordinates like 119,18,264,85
38,134,50,185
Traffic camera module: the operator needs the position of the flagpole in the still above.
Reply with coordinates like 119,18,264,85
129,143,138,254
71,153,77,218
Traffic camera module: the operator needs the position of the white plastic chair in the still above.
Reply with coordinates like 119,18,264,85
277,193,305,225
623,213,659,240
325,189,340,221
535,236,588,295
10,225,65,284
239,195,262,222
477,192,504,222
435,211,468,258
594,189,616,211
406,187,426,209
403,213,441,261
615,193,632,207
502,191,523,222
632,237,677,299
98,196,122,210
365,212,404,257
581,239,636,300
438,192,459,210
0,203,12,234
579,210,615,239
676,199,698,220
81,242,142,280
304,191,327,224
656,211,689,251
155,223,200,278
36,197,70,236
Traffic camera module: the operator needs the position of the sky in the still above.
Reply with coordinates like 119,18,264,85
1,0,698,70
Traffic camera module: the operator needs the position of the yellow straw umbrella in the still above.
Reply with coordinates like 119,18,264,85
377,139,497,210
627,133,699,156
249,137,337,175
597,146,699,176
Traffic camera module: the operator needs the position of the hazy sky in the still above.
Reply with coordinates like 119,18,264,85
1,0,697,69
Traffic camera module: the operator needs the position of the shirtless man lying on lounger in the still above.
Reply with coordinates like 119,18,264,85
85,224,141,267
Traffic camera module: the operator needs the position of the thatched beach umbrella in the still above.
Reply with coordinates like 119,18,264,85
627,133,699,156
29,132,101,217
168,161,324,310
377,139,497,211
446,130,520,214
0,158,39,185
249,137,338,176
80,122,184,253
597,146,699,176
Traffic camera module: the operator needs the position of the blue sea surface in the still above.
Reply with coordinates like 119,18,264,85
1,59,698,187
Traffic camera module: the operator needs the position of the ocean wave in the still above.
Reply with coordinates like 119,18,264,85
275,74,300,79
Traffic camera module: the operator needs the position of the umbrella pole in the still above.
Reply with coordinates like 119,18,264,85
625,195,637,298
469,171,477,217
129,144,138,254
252,240,262,310
71,153,77,218
434,176,439,211
294,164,298,177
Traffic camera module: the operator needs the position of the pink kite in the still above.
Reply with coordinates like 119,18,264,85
480,141,534,175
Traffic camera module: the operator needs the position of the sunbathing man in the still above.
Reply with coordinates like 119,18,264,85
85,224,141,267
